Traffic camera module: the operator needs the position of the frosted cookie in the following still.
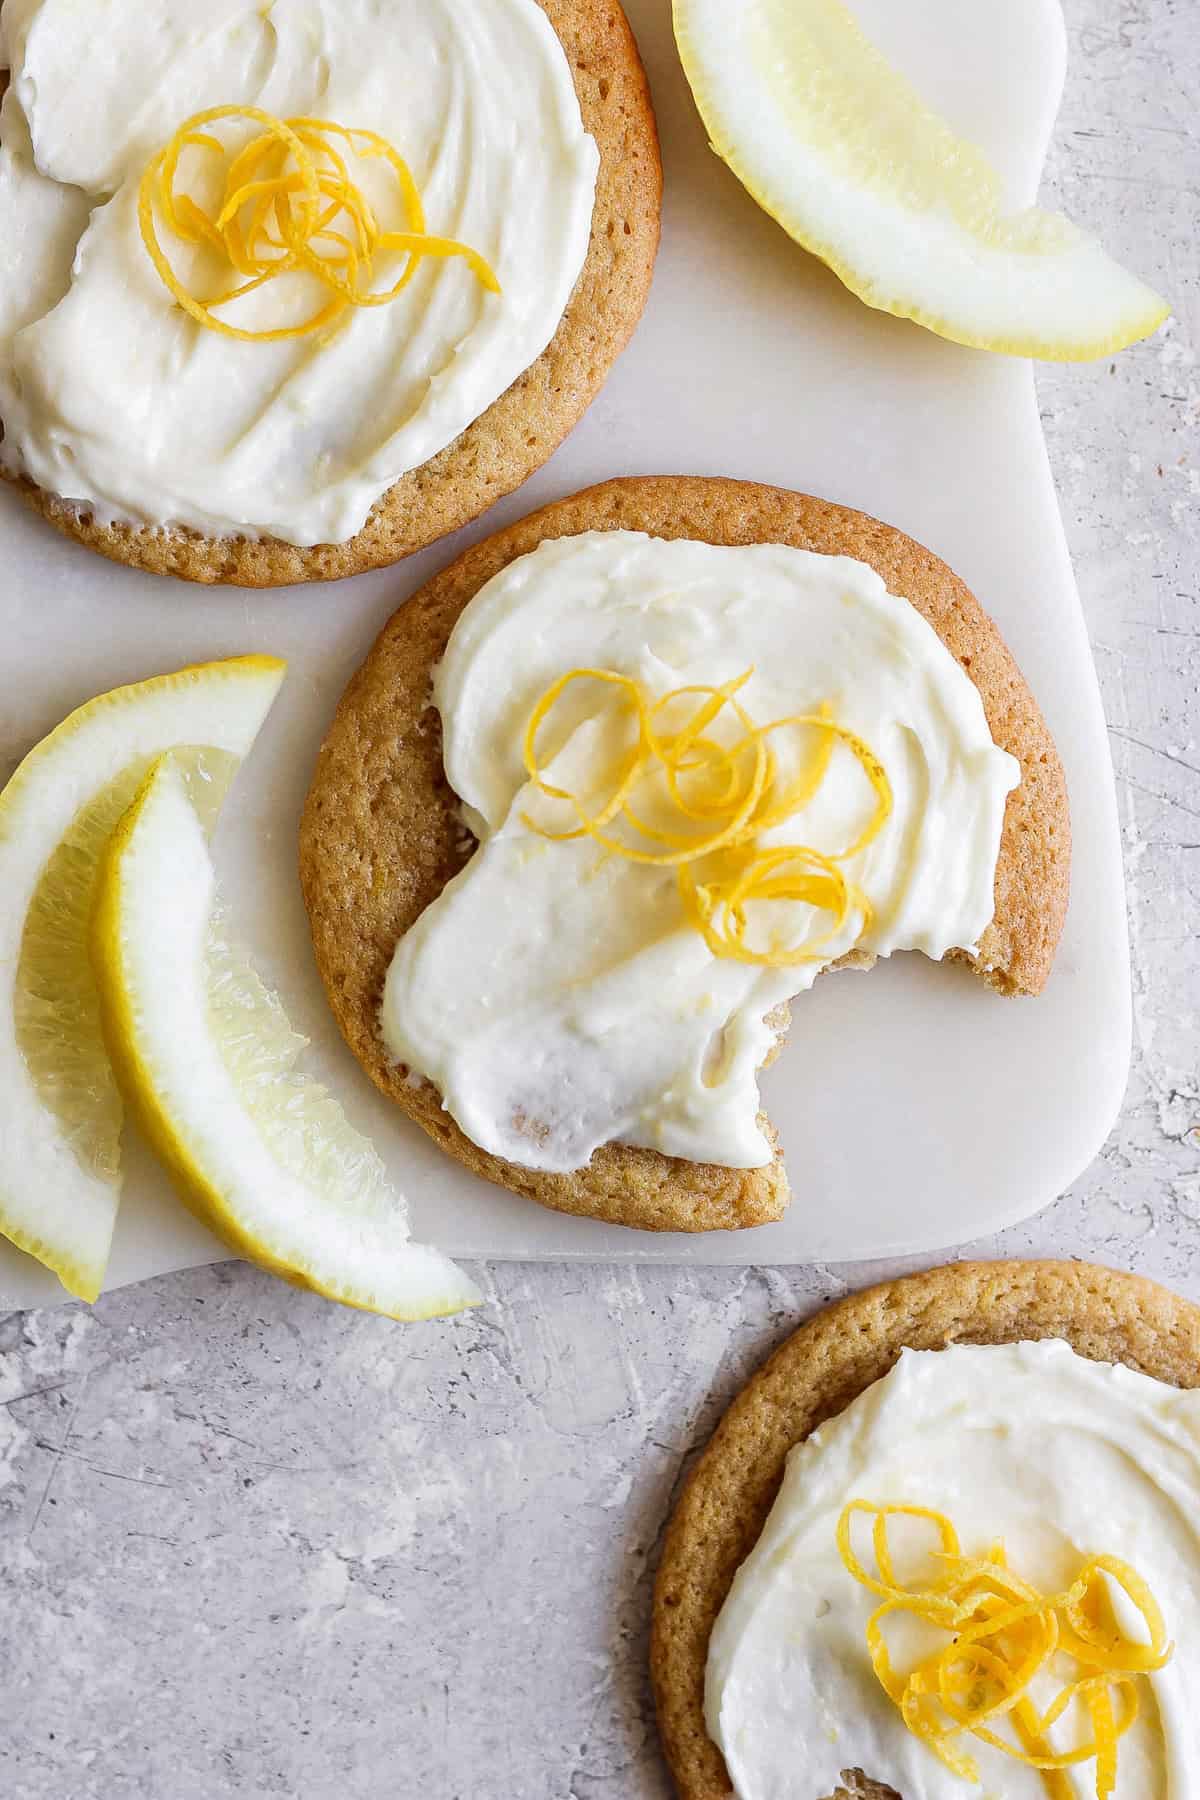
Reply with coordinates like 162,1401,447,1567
650,1258,1200,1800
300,477,1070,1234
0,0,659,585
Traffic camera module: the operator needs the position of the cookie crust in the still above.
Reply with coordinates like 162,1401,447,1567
0,0,661,586
299,476,1070,1233
650,1258,1200,1800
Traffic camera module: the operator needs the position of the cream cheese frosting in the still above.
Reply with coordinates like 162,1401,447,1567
380,531,1020,1173
0,0,598,544
705,1341,1200,1798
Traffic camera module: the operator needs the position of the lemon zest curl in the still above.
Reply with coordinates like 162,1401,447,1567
837,1499,1173,1798
138,105,500,342
519,667,893,966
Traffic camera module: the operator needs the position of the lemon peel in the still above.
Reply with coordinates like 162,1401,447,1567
138,105,500,343
837,1499,1174,1797
519,667,891,968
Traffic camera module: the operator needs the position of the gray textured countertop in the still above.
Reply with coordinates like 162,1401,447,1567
2,2,1197,1795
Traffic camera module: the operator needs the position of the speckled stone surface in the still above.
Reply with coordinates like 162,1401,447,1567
1,3,1197,1795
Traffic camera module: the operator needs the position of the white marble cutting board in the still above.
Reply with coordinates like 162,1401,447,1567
0,0,1132,1307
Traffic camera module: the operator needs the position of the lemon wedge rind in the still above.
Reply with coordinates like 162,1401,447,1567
92,756,480,1323
0,656,286,1300
673,0,1169,361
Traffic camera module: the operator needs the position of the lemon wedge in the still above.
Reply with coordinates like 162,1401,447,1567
91,756,480,1322
0,656,286,1300
673,0,1169,359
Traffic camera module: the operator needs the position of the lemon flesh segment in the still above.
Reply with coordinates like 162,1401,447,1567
673,0,1169,360
92,757,480,1323
0,656,286,1301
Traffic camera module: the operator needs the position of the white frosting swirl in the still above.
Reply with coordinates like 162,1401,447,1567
381,531,1020,1172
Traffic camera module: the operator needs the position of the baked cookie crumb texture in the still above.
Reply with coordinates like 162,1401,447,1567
650,1258,1200,1800
301,478,1068,1234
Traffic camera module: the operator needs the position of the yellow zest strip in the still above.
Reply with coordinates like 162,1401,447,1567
138,105,500,343
518,668,893,968
837,1500,1174,1799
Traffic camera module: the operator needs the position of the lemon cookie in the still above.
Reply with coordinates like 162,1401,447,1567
650,1258,1200,1799
0,0,660,584
299,477,1070,1234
